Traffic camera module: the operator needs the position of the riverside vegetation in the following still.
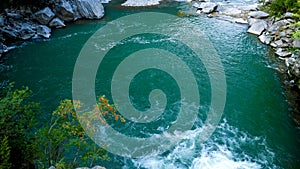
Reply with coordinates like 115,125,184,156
0,83,125,169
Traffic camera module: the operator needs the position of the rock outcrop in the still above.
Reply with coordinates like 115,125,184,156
33,7,55,25
0,0,106,57
75,0,105,19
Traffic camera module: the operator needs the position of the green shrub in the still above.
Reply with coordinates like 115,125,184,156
0,83,39,168
268,0,300,16
0,136,11,169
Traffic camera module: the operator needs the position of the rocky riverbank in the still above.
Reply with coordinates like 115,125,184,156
0,0,107,58
188,0,300,124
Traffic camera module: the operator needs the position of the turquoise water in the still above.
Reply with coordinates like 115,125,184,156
1,1,300,168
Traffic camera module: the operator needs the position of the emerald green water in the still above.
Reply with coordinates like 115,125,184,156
1,1,300,168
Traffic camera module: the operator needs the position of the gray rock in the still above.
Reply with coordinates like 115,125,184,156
36,25,51,38
92,166,106,169
121,0,161,6
216,15,235,23
274,39,284,47
238,4,258,11
198,2,218,14
0,16,5,27
54,0,76,22
248,18,262,26
75,0,105,19
267,20,290,34
49,18,66,28
247,20,267,35
282,37,291,43
248,11,269,19
33,7,55,25
19,24,36,40
49,166,56,169
5,9,23,20
0,43,8,55
287,56,300,78
275,48,292,57
293,40,300,48
282,12,294,19
270,42,277,48
258,33,273,45
221,7,242,17
234,18,248,24
193,2,201,9
0,28,19,39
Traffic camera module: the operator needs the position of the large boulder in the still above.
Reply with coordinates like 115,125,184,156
36,25,51,38
75,0,105,19
54,0,76,22
267,20,290,34
247,20,267,35
33,7,55,25
49,18,66,28
248,11,269,19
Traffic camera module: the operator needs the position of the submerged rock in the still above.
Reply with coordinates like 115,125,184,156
49,18,66,28
33,7,55,25
75,0,105,19
36,25,51,38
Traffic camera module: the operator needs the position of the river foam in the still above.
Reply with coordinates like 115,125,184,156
122,119,276,169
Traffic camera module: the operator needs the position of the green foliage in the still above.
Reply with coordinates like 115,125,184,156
268,0,300,16
293,30,300,40
34,97,124,168
0,136,11,169
0,83,124,168
0,83,39,168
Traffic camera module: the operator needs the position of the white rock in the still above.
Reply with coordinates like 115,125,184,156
258,33,272,44
76,0,105,19
49,18,66,28
247,20,267,35
33,7,55,25
248,11,269,19
122,0,161,6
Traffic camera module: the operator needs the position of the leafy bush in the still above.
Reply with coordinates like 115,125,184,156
0,136,11,169
0,83,39,168
268,0,300,16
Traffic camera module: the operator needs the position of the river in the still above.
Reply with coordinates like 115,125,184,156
0,1,300,168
